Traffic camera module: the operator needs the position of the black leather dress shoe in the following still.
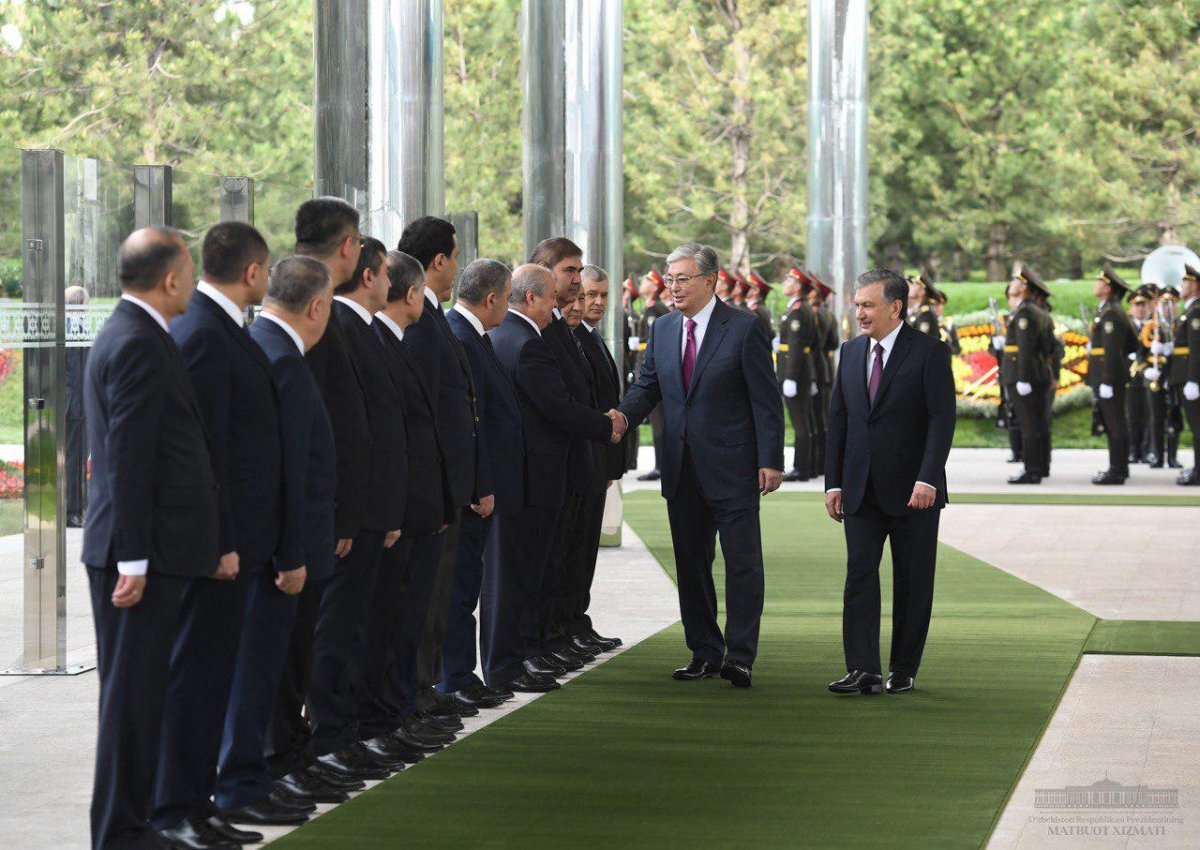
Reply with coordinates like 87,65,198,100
720,661,752,688
636,468,661,481
524,656,565,677
414,710,465,732
886,672,914,694
1092,469,1128,485
399,715,454,745
269,786,317,812
782,469,810,482
315,750,389,781
507,671,560,692
1007,471,1042,484
390,724,445,753
828,670,884,695
453,683,505,708
586,627,622,649
569,634,605,656
307,761,366,791
356,738,411,770
1006,453,1022,463
222,793,311,826
671,659,720,680
381,732,427,761
203,815,262,845
157,817,238,849
1168,456,1184,469
545,649,585,671
277,769,350,805
483,684,515,701
429,689,481,717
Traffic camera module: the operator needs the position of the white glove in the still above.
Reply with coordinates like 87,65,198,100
1150,341,1164,355
1145,367,1161,382
782,379,798,398
1186,382,1200,402
1099,383,1114,399
1128,352,1137,361
1016,381,1033,396
1163,342,1175,355
811,382,820,397
772,336,781,353
627,335,640,352
992,335,1006,349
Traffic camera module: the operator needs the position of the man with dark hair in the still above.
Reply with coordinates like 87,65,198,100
83,227,219,849
1088,265,1138,485
779,268,819,482
154,222,284,846
1001,266,1054,485
825,268,956,697
810,275,840,475
441,259,523,706
219,257,344,825
396,215,487,719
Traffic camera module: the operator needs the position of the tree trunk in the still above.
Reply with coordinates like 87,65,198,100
727,2,752,275
1159,166,1180,246
986,222,1009,282
1068,250,1083,280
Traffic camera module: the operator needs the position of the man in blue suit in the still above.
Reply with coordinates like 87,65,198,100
216,256,344,824
615,243,784,688
441,259,522,706
82,227,220,849
154,223,284,847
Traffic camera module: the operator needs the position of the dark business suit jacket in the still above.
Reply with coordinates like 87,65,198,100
543,316,603,491
82,299,220,576
375,319,456,536
825,321,957,517
487,311,613,509
447,308,525,515
171,289,283,570
575,322,627,482
249,316,338,580
306,313,371,539
402,294,483,507
620,297,785,501
333,299,406,532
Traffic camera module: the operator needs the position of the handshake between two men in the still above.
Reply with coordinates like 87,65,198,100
604,408,627,443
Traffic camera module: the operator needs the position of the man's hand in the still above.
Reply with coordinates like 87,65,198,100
213,551,239,581
471,494,495,518
1099,383,1114,399
335,538,353,559
908,482,936,510
1016,381,1032,397
383,529,403,548
606,409,627,443
112,574,147,608
782,379,798,398
275,566,307,595
759,468,783,496
825,490,843,523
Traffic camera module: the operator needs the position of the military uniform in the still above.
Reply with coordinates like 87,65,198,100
810,276,839,474
777,295,818,480
1169,272,1200,484
1042,310,1064,476
1088,265,1138,483
622,278,641,471
1149,287,1184,469
1126,290,1152,463
908,302,939,338
1002,297,1053,483
991,312,1024,463
635,282,669,480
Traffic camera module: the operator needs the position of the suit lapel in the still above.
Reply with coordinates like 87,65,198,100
686,301,729,399
853,336,871,411
660,312,684,398
870,323,915,414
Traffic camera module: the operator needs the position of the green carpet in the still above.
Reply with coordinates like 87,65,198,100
1085,620,1200,657
276,493,1096,849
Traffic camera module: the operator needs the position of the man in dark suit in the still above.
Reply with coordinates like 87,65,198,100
486,265,616,692
359,250,463,761
82,227,220,849
218,256,341,824
154,223,284,847
825,268,956,696
570,266,627,651
396,216,488,719
440,259,523,706
614,243,784,689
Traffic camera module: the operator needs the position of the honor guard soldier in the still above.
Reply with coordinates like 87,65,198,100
622,276,642,471
1089,264,1139,484
1031,282,1064,477
716,268,736,304
747,272,775,338
929,286,961,354
778,267,819,481
809,273,839,474
1002,265,1054,484
907,271,940,337
732,272,749,309
1126,286,1155,464
635,270,669,481
1171,266,1200,485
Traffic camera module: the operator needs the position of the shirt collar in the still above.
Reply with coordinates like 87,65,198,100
787,297,802,311
333,294,374,325
686,295,718,328
510,308,542,337
876,321,903,354
583,319,602,334
424,286,441,308
552,307,563,320
120,293,169,333
196,281,246,327
374,311,405,343
1186,296,1199,310
452,302,486,336
257,310,306,353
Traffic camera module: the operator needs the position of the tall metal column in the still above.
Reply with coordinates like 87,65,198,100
806,0,868,328
314,0,445,245
219,177,254,223
521,0,567,256
134,165,173,228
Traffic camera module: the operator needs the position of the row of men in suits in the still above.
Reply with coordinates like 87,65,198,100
83,202,629,849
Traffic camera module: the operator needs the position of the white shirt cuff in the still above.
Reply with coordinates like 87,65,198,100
825,488,842,494
916,481,937,493
117,559,148,576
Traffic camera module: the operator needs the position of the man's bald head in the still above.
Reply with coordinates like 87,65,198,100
509,263,556,329
117,227,189,293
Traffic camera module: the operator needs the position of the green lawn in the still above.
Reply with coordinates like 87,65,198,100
276,493,1096,849
0,497,22,535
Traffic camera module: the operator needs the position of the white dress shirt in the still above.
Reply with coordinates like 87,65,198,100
333,294,373,325
510,308,542,336
116,294,173,575
374,311,405,343
827,322,935,495
553,307,563,321
196,281,245,327
681,295,717,359
425,286,441,309
257,311,306,354
453,302,486,336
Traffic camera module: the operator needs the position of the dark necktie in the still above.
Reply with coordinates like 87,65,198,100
682,319,697,393
868,342,884,405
